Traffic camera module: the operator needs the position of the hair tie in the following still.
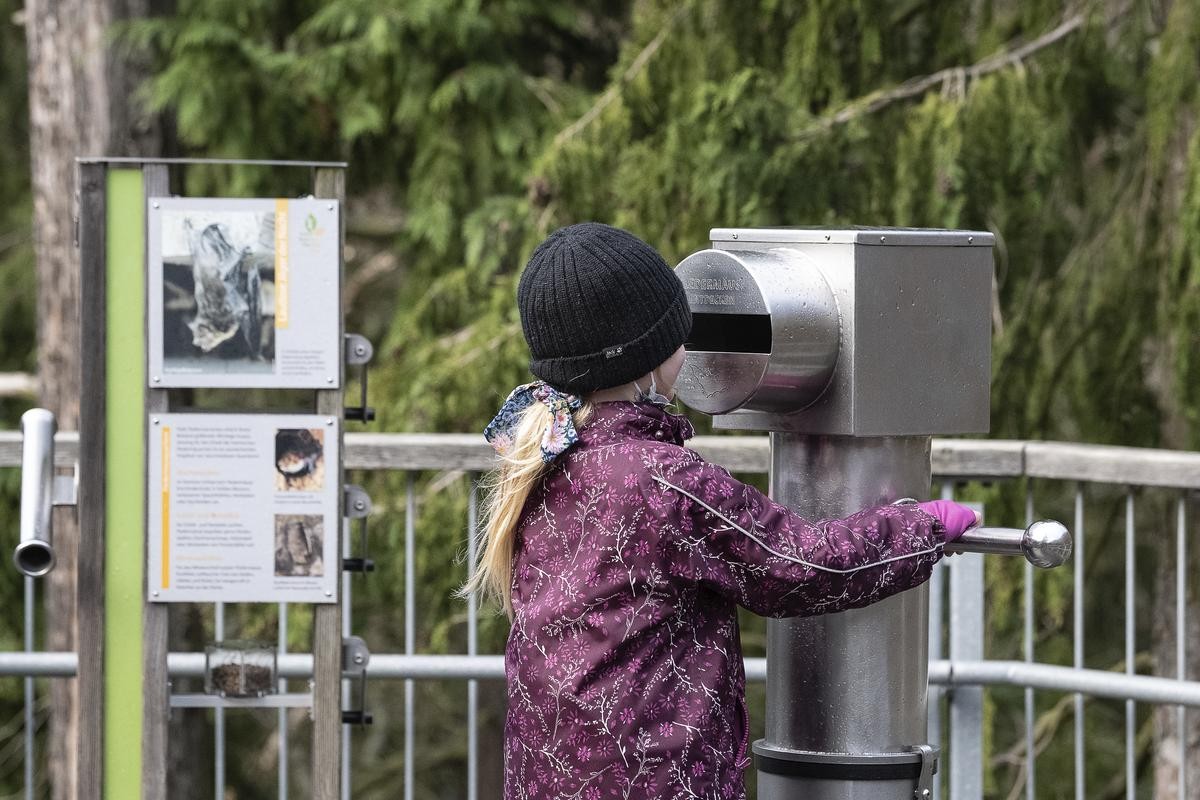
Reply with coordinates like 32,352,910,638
484,381,583,463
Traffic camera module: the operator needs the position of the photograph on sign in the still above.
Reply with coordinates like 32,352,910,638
147,413,339,603
147,197,341,388
274,428,325,491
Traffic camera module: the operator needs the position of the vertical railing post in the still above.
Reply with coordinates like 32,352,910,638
1125,491,1135,800
278,602,289,800
404,473,416,800
24,573,34,800
927,480,953,800
1073,486,1085,800
948,550,984,799
1177,494,1187,800
1025,483,1037,799
466,475,479,800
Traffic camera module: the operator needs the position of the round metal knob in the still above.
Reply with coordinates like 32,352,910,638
1021,519,1073,569
943,520,1073,569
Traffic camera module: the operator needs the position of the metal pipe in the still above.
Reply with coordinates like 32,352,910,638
759,435,933,800
1074,487,1085,800
929,660,1200,708
1176,494,1187,800
943,522,1072,568
15,409,56,577
466,475,478,800
215,602,225,800
1124,492,1135,800
23,574,33,800
1024,484,1037,800
6,651,1200,709
278,602,289,800
404,475,415,800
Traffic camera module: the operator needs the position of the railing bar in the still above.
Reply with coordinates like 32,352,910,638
1074,485,1085,800
1177,494,1187,800
928,480,953,800
404,473,415,800
215,602,225,800
467,474,479,800
23,575,33,800
341,518,353,800
1125,492,1135,800
1025,482,1036,800
278,602,289,800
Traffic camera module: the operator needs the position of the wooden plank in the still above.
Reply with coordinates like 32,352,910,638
76,161,107,800
1025,440,1200,489
0,430,79,466
931,438,1025,480
311,166,346,800
141,164,170,800
0,371,36,397
11,430,1200,488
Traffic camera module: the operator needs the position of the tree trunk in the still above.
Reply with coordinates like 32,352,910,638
24,1,166,796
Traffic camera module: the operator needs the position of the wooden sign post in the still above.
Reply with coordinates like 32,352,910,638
76,158,349,799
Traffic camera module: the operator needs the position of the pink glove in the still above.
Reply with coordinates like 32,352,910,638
917,500,981,542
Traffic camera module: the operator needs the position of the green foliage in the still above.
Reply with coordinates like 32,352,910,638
4,0,1200,795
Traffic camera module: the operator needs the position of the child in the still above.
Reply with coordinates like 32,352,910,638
467,222,979,800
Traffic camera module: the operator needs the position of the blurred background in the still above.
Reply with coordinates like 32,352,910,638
1,0,1198,797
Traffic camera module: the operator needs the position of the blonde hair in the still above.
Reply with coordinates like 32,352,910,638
461,400,593,617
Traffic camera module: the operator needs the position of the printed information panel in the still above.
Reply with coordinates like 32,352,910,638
147,413,339,603
147,197,340,388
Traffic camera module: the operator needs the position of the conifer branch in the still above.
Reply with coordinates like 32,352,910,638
792,3,1132,141
551,4,689,149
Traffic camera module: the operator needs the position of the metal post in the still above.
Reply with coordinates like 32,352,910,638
1025,484,1037,800
341,519,352,800
757,435,933,800
948,552,984,799
1125,491,1134,800
1073,487,1085,800
1177,494,1187,800
278,602,289,800
215,602,225,800
466,475,479,800
24,574,34,800
404,473,416,800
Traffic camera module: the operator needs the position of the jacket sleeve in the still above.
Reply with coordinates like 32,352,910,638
648,447,945,618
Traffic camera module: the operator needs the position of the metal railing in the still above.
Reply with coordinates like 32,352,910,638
1,433,1197,799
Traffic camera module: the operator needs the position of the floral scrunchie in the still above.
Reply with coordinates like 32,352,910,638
484,381,584,463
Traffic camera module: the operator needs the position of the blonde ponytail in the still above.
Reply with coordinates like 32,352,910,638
461,400,592,617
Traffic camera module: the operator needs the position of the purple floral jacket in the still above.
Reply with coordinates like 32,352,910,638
504,402,945,800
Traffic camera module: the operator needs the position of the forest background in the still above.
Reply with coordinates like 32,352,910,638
1,0,1199,797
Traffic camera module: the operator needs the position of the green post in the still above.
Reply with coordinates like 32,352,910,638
104,168,145,798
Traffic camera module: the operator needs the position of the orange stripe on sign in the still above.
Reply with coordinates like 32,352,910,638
275,198,289,329
161,427,170,589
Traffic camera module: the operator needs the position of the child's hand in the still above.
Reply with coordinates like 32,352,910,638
916,500,981,542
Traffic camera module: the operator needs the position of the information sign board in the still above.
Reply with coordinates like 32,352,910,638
147,413,340,603
147,197,340,388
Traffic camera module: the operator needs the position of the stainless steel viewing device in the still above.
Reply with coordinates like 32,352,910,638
674,227,1072,800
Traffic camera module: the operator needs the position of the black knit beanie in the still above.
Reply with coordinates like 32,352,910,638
517,222,692,394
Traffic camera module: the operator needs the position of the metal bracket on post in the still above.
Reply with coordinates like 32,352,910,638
343,334,375,423
341,635,372,727
911,744,937,800
342,485,374,574
53,470,78,508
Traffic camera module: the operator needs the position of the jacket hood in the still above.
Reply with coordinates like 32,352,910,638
577,400,695,448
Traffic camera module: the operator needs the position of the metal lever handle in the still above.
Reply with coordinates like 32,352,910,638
943,521,1072,569
15,409,56,577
